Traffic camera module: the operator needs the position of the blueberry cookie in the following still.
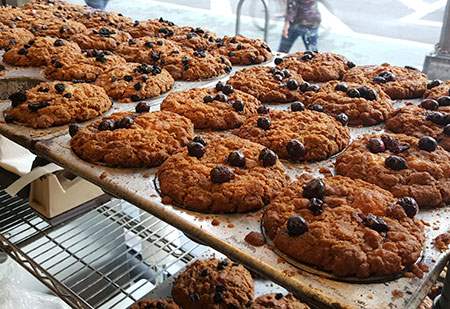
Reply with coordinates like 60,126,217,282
424,80,450,100
343,64,427,99
233,109,350,162
118,37,231,81
72,27,132,51
76,10,133,30
263,175,424,278
23,0,87,19
95,62,174,102
213,35,272,65
160,82,262,130
157,133,288,213
4,81,111,128
386,103,450,151
124,18,177,38
70,111,193,168
226,66,304,103
335,133,450,208
250,293,309,309
44,50,126,82
168,26,217,51
172,258,254,309
275,51,353,82
27,19,87,39
299,81,394,126
0,26,34,49
2,37,81,67
131,299,180,309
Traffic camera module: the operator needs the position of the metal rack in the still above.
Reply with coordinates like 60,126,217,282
0,185,206,308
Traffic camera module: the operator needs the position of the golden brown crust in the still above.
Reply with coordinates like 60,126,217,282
233,109,350,161
130,298,180,309
335,133,450,208
95,62,174,102
22,0,87,19
72,27,131,51
4,81,111,128
263,175,425,278
172,258,254,309
386,104,450,151
160,86,261,130
276,51,352,82
251,293,309,309
227,66,304,103
43,50,126,82
71,111,193,168
212,35,273,65
2,36,81,67
0,26,34,49
157,133,288,213
300,81,394,126
76,10,133,30
343,64,427,99
124,18,177,38
26,19,87,39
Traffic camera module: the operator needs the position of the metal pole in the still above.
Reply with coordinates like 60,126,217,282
235,0,270,42
433,264,450,309
438,0,450,54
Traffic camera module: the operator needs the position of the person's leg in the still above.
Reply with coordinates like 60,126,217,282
302,27,319,52
85,0,109,10
278,23,301,53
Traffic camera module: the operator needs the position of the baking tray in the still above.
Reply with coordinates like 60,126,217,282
4,52,449,307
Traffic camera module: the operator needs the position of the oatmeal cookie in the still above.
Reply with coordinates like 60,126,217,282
76,10,133,30
169,26,217,50
22,0,87,19
172,258,254,309
0,26,34,49
26,19,87,39
250,293,309,309
299,81,394,126
3,81,111,128
263,175,425,278
227,66,304,103
0,6,28,28
160,82,261,130
95,63,174,102
131,298,180,309
424,80,450,100
157,133,288,213
343,64,427,99
386,104,450,151
335,133,450,208
43,50,126,82
233,109,350,162
275,51,353,82
2,36,81,67
124,18,177,38
213,35,272,65
70,111,193,168
72,27,131,51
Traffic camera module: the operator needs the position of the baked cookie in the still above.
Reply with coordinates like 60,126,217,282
227,66,304,103
275,51,353,82
233,109,350,162
124,18,177,38
72,27,131,51
131,298,180,309
263,175,425,278
424,80,450,100
213,35,272,65
119,37,231,81
172,258,254,309
4,81,111,128
157,133,288,213
70,111,193,168
160,82,262,130
43,50,126,82
335,133,450,208
22,0,87,19
95,62,174,102
76,10,133,30
0,6,29,28
2,36,81,67
169,26,217,50
343,64,427,99
26,19,87,39
299,81,394,126
0,26,34,49
250,293,309,309
386,104,450,151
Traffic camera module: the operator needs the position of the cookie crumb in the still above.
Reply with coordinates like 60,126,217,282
434,232,450,251
392,290,404,299
211,218,220,226
227,223,235,228
244,231,266,247
319,167,332,176
161,196,173,205
99,172,108,179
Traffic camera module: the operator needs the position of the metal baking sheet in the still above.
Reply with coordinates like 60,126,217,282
34,123,450,309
